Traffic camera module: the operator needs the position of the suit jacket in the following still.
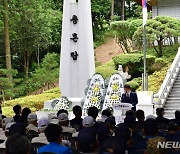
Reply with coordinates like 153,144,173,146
121,92,138,107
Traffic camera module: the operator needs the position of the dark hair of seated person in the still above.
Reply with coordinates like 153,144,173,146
102,109,112,117
9,123,27,136
57,109,68,117
144,119,158,136
125,110,135,117
156,108,165,116
21,107,31,123
5,134,31,154
135,110,145,121
45,124,63,143
88,106,99,120
73,105,82,116
13,105,21,115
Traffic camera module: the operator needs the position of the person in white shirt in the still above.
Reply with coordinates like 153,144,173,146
26,113,38,133
97,109,112,123
31,117,49,144
32,117,71,147
0,122,15,148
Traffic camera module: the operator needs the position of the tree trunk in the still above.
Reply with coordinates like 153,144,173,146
158,37,163,57
3,0,12,83
111,0,115,20
24,50,30,94
121,0,125,20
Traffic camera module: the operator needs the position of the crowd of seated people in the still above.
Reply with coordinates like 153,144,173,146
0,104,179,154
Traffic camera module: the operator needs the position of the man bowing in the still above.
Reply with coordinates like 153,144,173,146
121,84,138,112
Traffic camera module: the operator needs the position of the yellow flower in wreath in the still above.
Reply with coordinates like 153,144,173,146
90,96,99,103
93,84,100,93
112,82,119,91
110,94,119,100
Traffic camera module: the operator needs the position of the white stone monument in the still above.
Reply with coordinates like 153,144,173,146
60,0,95,101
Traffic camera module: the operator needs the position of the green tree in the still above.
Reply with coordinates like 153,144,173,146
8,0,61,93
134,16,180,57
0,69,18,101
29,52,59,93
111,20,132,53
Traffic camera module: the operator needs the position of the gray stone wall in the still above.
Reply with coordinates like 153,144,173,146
152,0,180,18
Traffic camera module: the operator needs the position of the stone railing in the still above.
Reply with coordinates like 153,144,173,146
153,47,180,107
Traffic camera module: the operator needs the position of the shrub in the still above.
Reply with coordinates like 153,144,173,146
126,80,139,92
2,87,60,117
138,66,169,92
112,54,156,78
150,58,167,73
96,61,117,79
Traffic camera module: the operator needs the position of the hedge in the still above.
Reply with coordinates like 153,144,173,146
96,60,117,79
2,87,60,117
112,54,156,78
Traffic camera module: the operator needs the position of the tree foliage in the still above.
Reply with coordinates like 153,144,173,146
134,16,180,57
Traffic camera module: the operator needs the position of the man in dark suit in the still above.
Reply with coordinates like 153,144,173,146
121,84,138,112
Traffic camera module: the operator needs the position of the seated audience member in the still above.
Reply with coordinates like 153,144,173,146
78,116,98,153
88,106,102,129
156,108,170,124
70,105,83,127
6,134,31,154
9,122,27,136
135,110,145,132
171,110,180,126
146,115,156,120
32,117,50,144
57,109,69,117
97,109,112,123
143,118,167,148
125,110,135,117
2,117,14,130
0,109,6,119
38,124,72,154
26,113,38,133
0,122,15,148
124,116,136,130
21,107,31,123
58,113,76,134
144,119,158,138
166,122,180,141
98,117,116,144
13,105,22,122
115,124,137,154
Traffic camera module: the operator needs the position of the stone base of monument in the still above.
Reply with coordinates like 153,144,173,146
68,97,84,108
137,91,154,117
36,97,84,120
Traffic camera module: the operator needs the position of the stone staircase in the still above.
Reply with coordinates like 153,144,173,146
164,72,180,118
154,47,180,119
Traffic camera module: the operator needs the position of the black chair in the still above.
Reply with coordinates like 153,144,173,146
31,142,46,154
71,137,79,154
27,130,39,142
62,132,72,141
